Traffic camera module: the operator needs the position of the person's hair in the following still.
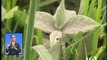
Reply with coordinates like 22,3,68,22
11,35,16,38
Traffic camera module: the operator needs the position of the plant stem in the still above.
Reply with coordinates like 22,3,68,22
96,0,102,22
95,46,106,59
36,29,43,45
36,0,42,45
23,0,38,60
83,0,89,15
78,0,85,14
88,0,96,17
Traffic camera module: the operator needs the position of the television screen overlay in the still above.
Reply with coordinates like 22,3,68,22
4,33,23,55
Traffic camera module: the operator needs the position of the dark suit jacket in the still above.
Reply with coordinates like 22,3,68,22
6,42,21,55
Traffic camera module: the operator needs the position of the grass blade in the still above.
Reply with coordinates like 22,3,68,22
11,0,17,8
91,27,102,57
23,0,38,60
103,33,106,46
88,0,96,17
95,46,106,59
91,30,99,57
36,29,43,45
40,0,58,7
78,0,85,14
101,10,106,23
83,0,89,15
5,0,11,11
92,0,103,58
30,49,36,60
95,0,102,22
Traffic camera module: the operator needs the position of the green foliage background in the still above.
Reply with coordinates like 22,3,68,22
1,0,106,60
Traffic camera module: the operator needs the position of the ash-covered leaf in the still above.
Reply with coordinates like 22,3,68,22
35,12,56,33
50,31,62,47
62,15,100,34
54,0,65,28
49,31,62,60
64,10,76,26
32,45,54,60
49,41,60,60
33,0,100,35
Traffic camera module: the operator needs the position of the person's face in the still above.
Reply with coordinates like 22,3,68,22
11,35,16,42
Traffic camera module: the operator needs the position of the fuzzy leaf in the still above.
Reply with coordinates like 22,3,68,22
32,45,54,60
49,41,60,60
50,31,62,47
64,10,76,26
49,31,62,60
5,6,18,19
35,12,56,33
54,0,65,28
2,7,7,21
62,15,100,34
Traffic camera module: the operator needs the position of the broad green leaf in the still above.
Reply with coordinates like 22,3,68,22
5,6,18,19
2,6,7,21
35,12,55,33
54,0,65,28
14,10,26,26
32,45,54,60
62,15,100,34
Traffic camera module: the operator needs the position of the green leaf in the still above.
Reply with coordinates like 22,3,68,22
62,15,100,35
88,0,96,17
2,6,7,21
32,45,54,60
54,0,65,28
14,10,27,26
5,6,18,19
95,0,102,22
40,0,58,7
95,46,106,59
83,0,89,15
13,10,27,32
92,28,102,57
36,29,43,45
30,49,36,60
23,0,38,60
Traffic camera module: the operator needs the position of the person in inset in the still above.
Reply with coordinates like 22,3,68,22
6,35,21,56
